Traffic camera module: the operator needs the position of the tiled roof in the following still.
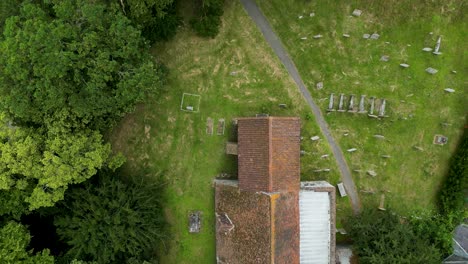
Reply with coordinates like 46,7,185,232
237,117,300,192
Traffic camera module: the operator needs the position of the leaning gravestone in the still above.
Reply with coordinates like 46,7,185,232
444,88,455,93
378,99,386,117
348,95,357,112
363,34,370,39
422,47,432,52
368,97,375,115
433,36,442,55
425,67,438,74
313,34,323,39
343,34,350,38
400,63,410,68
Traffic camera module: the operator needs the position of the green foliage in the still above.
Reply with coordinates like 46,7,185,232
120,0,181,43
55,172,166,263
438,129,468,215
190,0,224,38
0,221,54,263
0,120,122,212
0,0,164,130
0,0,21,33
347,209,442,264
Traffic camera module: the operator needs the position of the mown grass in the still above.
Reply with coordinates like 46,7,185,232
109,0,350,262
257,0,467,215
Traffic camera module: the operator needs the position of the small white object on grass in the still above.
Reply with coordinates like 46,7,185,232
425,67,438,74
370,33,380,40
311,136,320,141
309,12,315,17
298,15,303,19
316,82,323,90
363,34,370,39
400,63,410,68
347,148,357,152
300,37,307,40
422,47,433,52
444,88,455,93
321,154,329,159
343,33,350,38
313,34,323,39
352,9,362,17
367,170,377,177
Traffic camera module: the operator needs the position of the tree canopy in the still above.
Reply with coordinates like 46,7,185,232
0,0,164,130
0,221,54,264
55,172,166,263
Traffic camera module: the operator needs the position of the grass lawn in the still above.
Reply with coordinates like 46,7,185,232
109,0,351,262
256,0,467,215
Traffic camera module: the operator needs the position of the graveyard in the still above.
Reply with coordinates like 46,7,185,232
109,1,348,262
256,0,466,219
108,0,466,262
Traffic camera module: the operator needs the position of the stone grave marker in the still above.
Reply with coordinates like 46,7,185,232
316,82,324,90
400,63,410,68
378,99,386,117
444,88,455,93
363,33,370,39
378,194,386,211
313,34,323,39
368,97,375,115
338,94,346,112
343,33,350,38
380,55,390,62
370,33,380,40
352,9,362,17
311,136,320,141
348,95,357,112
347,148,357,152
358,95,367,113
328,93,335,112
422,47,432,52
337,183,347,197
433,36,442,55
373,134,385,140
426,67,438,74
367,170,377,177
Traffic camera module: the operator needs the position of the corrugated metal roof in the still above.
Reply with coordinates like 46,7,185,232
299,191,330,264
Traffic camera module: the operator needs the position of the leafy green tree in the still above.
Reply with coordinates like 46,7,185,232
119,0,181,42
0,221,54,263
0,115,124,213
55,172,166,263
347,209,442,264
0,0,164,130
190,0,224,38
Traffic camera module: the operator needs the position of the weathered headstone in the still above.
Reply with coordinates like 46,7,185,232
321,154,329,159
300,150,306,156
425,67,438,74
368,97,375,115
206,118,214,135
433,36,442,55
338,94,346,112
378,99,386,117
380,55,390,62
370,33,380,40
311,136,320,141
343,33,350,38
328,93,335,112
186,106,194,111
400,63,410,68
298,15,303,19
363,33,370,39
316,82,324,90
433,135,448,145
352,9,362,17
279,103,287,108
422,47,433,52
444,88,455,93
348,94,357,112
337,183,347,197
189,211,202,233
300,37,308,40
309,12,315,17
358,95,367,113
378,194,386,211
347,148,357,152
313,34,323,39
373,134,385,139
367,170,377,177
381,155,391,158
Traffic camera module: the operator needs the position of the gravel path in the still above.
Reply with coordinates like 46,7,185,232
240,0,361,214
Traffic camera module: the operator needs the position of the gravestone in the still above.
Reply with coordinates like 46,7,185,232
310,12,315,17
206,118,214,135
338,94,346,112
444,88,455,93
367,170,377,177
279,103,287,108
189,211,201,233
381,155,391,158
347,148,357,152
327,93,335,112
186,106,194,111
426,67,438,74
400,63,410,68
343,34,350,38
370,33,380,40
321,154,329,159
363,34,370,39
313,34,323,39
217,119,225,135
298,15,303,19
348,95,357,112
422,47,432,52
368,97,375,115
378,99,386,117
380,55,390,62
311,136,320,141
358,95,367,113
433,36,442,55
378,194,386,211
433,135,448,145
337,183,347,197
373,134,385,139
316,82,324,89
300,37,308,40
352,9,362,16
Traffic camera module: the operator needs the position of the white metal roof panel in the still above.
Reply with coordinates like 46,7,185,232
299,191,330,263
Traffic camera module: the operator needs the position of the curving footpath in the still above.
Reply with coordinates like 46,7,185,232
240,0,361,214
